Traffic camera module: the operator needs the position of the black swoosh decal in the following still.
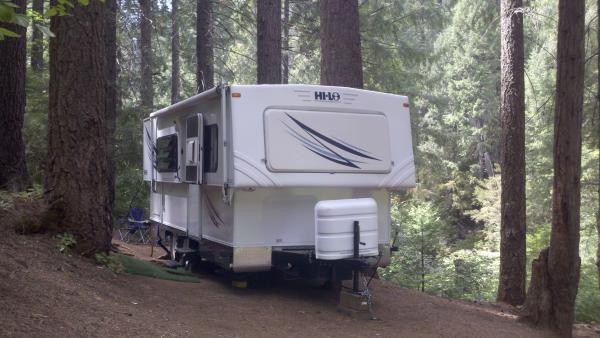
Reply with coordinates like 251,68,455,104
285,114,380,161
304,146,360,168
286,116,359,168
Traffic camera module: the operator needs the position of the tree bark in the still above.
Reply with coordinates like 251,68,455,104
31,0,44,71
46,1,112,255
140,0,153,111
196,0,214,92
105,0,118,211
171,0,180,104
257,0,282,84
597,0,600,290
497,0,526,306
523,1,585,336
0,0,29,192
282,0,289,84
319,0,363,89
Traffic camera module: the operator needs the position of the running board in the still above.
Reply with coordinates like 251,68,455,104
175,247,197,254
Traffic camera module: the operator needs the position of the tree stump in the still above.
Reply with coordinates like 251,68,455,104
522,248,552,326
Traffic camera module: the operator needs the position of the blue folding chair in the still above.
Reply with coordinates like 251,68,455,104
118,208,151,244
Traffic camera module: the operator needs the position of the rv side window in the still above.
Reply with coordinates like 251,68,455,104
203,124,218,172
156,134,178,172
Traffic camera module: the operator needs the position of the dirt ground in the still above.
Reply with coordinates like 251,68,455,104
1,232,598,338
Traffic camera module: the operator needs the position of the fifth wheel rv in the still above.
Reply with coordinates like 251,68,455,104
143,84,415,284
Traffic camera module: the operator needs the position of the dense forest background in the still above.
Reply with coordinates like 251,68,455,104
12,0,600,323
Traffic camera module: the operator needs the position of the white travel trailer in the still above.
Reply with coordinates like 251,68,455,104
143,84,415,283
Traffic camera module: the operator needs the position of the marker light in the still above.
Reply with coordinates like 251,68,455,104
231,92,241,98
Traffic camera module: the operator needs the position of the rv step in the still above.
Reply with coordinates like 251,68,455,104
175,247,197,254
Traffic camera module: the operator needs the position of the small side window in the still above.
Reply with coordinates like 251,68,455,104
203,124,218,173
156,134,178,173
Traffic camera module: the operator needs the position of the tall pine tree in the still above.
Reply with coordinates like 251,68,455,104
282,0,290,84
0,0,29,191
497,0,526,306
105,0,118,210
320,0,363,88
596,0,600,290
171,0,180,103
140,0,153,110
256,0,281,84
46,1,113,255
196,0,214,91
523,0,585,335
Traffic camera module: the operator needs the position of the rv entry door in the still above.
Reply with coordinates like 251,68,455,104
184,114,204,184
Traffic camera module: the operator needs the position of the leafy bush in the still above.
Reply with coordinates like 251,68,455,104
0,186,49,234
95,252,124,274
56,233,76,253
433,249,499,301
575,263,600,323
24,70,49,184
380,199,449,292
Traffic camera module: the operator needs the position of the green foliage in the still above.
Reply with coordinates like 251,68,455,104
56,233,76,253
113,106,149,217
0,1,28,39
435,249,499,301
24,70,49,183
466,176,501,252
382,197,499,302
95,252,124,274
0,186,47,234
575,264,600,323
0,186,42,212
380,199,448,292
0,0,79,40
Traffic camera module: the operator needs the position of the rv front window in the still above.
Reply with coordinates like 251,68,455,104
203,124,218,172
156,134,178,172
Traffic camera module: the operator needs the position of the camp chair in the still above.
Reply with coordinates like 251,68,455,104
118,208,151,244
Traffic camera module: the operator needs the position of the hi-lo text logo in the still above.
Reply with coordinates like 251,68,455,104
314,91,341,102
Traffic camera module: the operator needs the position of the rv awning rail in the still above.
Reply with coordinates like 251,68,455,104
149,86,222,118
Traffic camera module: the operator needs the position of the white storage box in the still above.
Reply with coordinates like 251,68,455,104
315,198,379,260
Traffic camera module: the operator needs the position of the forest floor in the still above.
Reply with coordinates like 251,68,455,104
1,231,599,338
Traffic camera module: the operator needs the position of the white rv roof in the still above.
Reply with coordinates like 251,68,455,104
149,84,408,118
230,83,407,101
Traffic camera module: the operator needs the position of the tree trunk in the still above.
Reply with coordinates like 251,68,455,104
597,0,600,290
140,0,153,111
523,1,585,336
497,0,526,306
171,0,180,104
46,1,112,255
31,0,44,71
319,0,363,89
282,0,289,84
105,0,118,211
0,0,29,192
196,0,214,92
257,0,282,84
